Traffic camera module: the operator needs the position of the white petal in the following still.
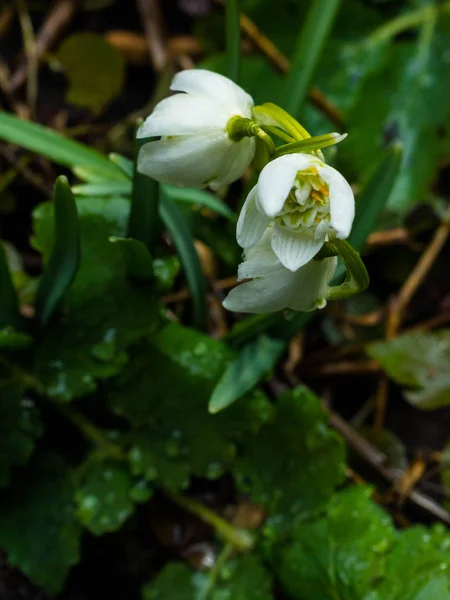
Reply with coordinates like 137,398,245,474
223,268,295,313
288,257,337,311
137,131,228,187
271,222,325,271
170,69,254,118
236,186,270,248
211,137,256,189
317,163,355,239
256,154,319,218
136,94,226,139
238,229,280,279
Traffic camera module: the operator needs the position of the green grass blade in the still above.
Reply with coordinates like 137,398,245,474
35,176,80,328
209,335,284,413
72,181,132,197
0,243,22,329
282,0,341,117
163,185,234,220
127,139,160,253
109,153,133,178
349,144,403,252
0,110,120,176
226,0,240,82
159,191,207,330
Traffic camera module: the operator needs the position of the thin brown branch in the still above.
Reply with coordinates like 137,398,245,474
238,12,344,128
309,359,380,377
283,372,450,525
15,0,38,111
405,310,450,334
366,227,410,248
387,208,450,339
373,374,389,430
328,409,450,525
9,0,79,93
136,0,167,72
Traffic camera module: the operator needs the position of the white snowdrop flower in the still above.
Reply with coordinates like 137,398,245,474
223,229,337,314
136,69,256,189
236,153,354,271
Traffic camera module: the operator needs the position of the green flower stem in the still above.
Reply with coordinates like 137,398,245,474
275,132,347,158
164,489,255,552
227,116,276,156
367,2,443,46
326,239,369,301
57,405,123,459
198,544,233,600
0,355,44,393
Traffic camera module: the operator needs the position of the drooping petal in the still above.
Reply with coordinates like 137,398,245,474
317,163,354,239
136,94,226,139
137,131,228,187
271,222,325,271
170,69,254,118
237,229,280,279
288,257,337,311
236,186,270,248
256,154,318,218
211,136,256,189
223,267,295,313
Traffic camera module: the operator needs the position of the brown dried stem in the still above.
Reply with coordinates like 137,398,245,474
9,0,78,93
136,0,167,72
238,12,344,128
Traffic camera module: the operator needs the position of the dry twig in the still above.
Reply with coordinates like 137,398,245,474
238,12,344,127
9,0,78,93
136,0,167,72
387,208,450,339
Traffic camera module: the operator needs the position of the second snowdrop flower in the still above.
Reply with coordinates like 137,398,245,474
237,153,355,272
137,69,256,189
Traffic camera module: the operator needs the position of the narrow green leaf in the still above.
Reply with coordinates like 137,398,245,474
349,143,403,251
73,163,127,183
109,237,153,281
159,191,207,329
0,242,21,329
275,132,347,157
109,153,133,178
209,335,284,413
282,0,341,117
226,0,240,83
163,184,234,220
333,143,402,281
128,140,160,253
35,177,80,328
0,327,32,350
0,110,120,176
72,180,132,197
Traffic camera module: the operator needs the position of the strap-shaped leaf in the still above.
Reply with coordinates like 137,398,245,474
209,335,284,413
35,177,80,328
281,0,341,117
0,243,22,329
159,191,207,330
127,140,160,253
349,143,403,251
0,110,120,176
